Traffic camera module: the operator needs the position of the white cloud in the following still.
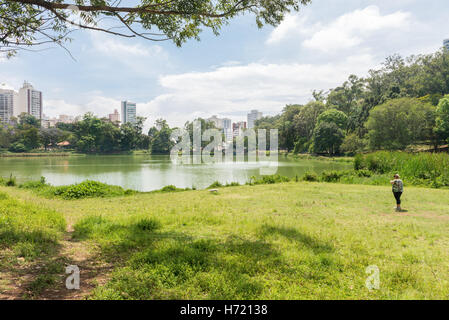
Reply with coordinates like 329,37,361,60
303,6,411,52
136,53,376,128
266,14,313,45
45,95,121,119
89,31,168,60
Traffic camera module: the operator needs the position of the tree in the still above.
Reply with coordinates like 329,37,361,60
435,95,449,143
316,108,348,131
39,127,65,150
18,113,40,128
366,98,436,150
21,126,41,150
149,119,174,154
312,122,344,155
340,133,367,155
1,0,311,57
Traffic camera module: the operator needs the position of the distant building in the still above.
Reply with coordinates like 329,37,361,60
0,88,17,123
41,114,76,128
247,110,263,129
207,115,223,128
17,81,42,120
58,114,75,124
121,101,137,124
222,118,232,142
109,109,120,123
444,39,449,51
207,115,234,142
233,121,247,137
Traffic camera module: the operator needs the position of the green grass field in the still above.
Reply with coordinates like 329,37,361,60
1,182,449,299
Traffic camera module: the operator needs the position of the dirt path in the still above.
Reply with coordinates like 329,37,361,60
0,224,113,300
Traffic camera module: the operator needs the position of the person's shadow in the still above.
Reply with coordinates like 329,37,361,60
398,209,409,213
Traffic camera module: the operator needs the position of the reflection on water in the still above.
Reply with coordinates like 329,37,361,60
0,155,352,191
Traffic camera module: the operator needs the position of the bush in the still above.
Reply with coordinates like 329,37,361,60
9,142,27,153
353,151,449,187
6,174,16,187
302,171,318,182
252,175,290,185
321,170,344,183
160,185,178,192
20,176,47,189
356,169,372,178
208,181,223,189
52,180,126,199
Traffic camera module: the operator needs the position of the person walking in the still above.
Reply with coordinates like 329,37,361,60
390,174,404,212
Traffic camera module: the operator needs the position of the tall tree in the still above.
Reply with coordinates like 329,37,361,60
366,98,436,150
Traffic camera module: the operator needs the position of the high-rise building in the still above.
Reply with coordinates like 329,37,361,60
109,109,120,123
247,110,263,129
17,81,42,120
233,121,247,137
444,39,449,51
0,88,17,123
121,101,137,124
222,118,232,142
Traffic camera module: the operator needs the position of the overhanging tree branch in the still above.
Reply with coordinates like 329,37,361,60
1,0,311,57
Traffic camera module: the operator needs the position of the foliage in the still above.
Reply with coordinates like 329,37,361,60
317,109,348,130
1,0,311,57
313,122,345,155
354,151,449,187
8,141,27,153
340,133,367,155
148,119,175,154
366,98,436,150
301,171,318,182
435,94,449,143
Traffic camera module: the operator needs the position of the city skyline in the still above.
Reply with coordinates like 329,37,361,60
1,1,449,131
1,80,264,129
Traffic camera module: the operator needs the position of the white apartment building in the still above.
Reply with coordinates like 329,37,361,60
121,101,137,125
207,116,233,142
0,88,17,123
247,110,263,129
17,81,43,120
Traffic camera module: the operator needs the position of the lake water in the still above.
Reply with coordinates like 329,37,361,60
0,155,352,191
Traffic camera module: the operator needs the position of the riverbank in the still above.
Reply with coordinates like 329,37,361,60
0,149,151,157
1,181,449,299
0,152,76,157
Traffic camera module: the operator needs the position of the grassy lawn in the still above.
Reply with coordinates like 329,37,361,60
1,182,449,299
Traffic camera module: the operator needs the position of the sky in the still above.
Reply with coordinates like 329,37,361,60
1,0,449,130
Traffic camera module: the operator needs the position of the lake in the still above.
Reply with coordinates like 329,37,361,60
0,155,352,191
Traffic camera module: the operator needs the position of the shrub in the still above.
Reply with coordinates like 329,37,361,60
52,180,126,199
251,175,290,185
225,182,240,187
356,169,372,178
9,142,27,153
160,185,178,192
208,181,223,189
6,174,16,187
20,176,47,189
321,170,344,183
302,171,318,182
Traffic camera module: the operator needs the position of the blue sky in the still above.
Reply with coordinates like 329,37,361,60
1,0,449,129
